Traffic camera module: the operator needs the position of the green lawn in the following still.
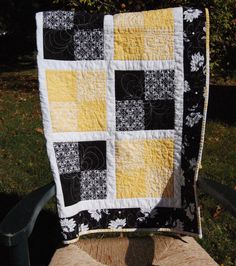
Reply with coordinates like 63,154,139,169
0,69,235,266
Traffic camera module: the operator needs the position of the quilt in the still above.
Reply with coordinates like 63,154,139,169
36,7,210,243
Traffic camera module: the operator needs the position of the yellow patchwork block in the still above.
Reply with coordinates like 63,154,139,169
143,30,174,60
143,139,174,171
143,9,174,60
116,139,174,199
114,9,174,60
77,71,106,101
116,140,145,170
114,12,144,28
46,70,77,102
46,69,107,132
50,102,79,132
146,169,174,198
143,9,174,29
114,29,144,60
116,169,147,199
78,100,106,131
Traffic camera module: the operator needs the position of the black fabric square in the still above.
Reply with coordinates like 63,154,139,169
42,11,105,60
116,100,145,131
115,71,144,100
53,142,80,174
144,70,175,100
60,172,81,206
74,12,104,29
144,100,175,130
80,170,107,200
74,29,104,60
78,141,106,171
43,11,74,30
43,29,74,60
57,141,107,206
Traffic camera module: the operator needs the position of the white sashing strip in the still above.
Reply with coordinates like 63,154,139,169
104,15,114,60
36,12,44,59
38,59,107,71
115,130,175,140
106,138,116,199
104,14,116,199
172,7,184,208
36,12,65,213
111,60,175,71
52,132,110,142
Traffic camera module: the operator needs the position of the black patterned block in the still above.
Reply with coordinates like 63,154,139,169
80,170,107,200
43,29,74,60
74,29,104,60
116,100,145,131
144,100,175,130
115,70,175,131
43,11,104,60
78,141,106,171
44,11,74,30
73,12,104,29
115,71,144,100
144,70,175,100
54,141,107,206
53,142,80,174
60,172,81,206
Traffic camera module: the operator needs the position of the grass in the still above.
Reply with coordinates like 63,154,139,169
0,69,51,195
199,121,236,266
0,68,236,265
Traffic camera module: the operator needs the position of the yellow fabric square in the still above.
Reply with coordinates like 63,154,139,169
114,12,144,28
143,9,174,60
46,70,77,102
116,140,145,170
143,139,174,171
146,169,174,198
116,169,147,199
78,100,106,131
144,9,174,29
77,71,106,101
50,102,79,132
114,29,144,60
143,30,174,60
116,139,174,199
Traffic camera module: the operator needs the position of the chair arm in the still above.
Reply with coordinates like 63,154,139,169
198,177,236,217
0,182,56,247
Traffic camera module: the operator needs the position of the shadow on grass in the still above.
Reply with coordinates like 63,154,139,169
208,85,236,125
0,62,36,74
0,193,62,266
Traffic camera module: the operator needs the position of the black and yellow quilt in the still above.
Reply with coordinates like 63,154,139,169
36,7,209,243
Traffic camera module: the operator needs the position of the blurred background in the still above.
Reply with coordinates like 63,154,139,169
0,1,235,265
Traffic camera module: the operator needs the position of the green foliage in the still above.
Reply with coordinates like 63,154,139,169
206,0,236,80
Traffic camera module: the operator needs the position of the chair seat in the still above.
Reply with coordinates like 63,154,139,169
49,235,217,266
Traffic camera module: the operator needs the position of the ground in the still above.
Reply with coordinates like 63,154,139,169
0,67,235,265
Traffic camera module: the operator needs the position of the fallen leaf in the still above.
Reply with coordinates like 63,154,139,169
212,205,224,219
35,128,43,134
